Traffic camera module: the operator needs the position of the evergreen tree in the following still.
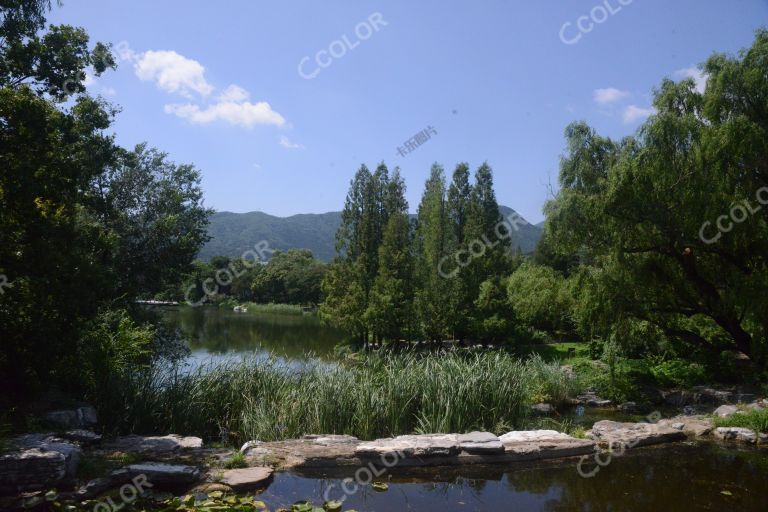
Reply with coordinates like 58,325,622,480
414,164,453,341
446,163,473,340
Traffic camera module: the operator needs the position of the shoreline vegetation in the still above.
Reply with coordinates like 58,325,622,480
94,353,582,444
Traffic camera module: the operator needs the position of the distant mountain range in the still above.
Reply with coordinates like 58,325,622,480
199,206,543,262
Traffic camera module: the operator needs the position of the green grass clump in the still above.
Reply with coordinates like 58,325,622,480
241,303,306,316
95,351,585,443
223,451,248,469
713,408,768,433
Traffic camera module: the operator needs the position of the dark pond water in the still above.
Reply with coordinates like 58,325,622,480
256,443,768,511
161,306,344,367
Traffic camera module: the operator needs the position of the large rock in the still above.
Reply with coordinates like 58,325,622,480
111,462,200,487
589,420,686,448
0,449,66,495
13,434,81,479
713,405,740,418
62,430,102,445
44,410,79,430
356,434,459,459
216,467,273,491
457,432,504,454
104,434,203,453
714,427,767,444
77,406,98,427
499,430,595,460
658,416,713,437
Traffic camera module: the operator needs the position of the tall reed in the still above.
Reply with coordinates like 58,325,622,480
96,351,583,444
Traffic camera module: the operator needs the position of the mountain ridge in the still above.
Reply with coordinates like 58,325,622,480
199,206,542,262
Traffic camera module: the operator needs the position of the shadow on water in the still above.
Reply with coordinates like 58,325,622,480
258,443,768,511
161,306,345,368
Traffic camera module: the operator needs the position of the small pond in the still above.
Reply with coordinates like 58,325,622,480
257,442,768,511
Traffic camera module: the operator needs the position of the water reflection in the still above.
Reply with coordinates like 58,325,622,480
258,443,768,511
161,306,344,367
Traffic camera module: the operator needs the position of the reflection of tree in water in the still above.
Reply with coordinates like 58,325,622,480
163,308,344,360
503,444,768,511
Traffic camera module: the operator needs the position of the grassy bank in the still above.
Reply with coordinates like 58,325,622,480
713,408,768,433
94,353,583,445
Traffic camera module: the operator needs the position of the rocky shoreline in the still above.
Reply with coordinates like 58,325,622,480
1,397,766,508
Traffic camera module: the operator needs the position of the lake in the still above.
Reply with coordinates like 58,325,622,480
161,306,345,367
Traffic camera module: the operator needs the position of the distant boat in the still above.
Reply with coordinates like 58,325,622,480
233,305,248,313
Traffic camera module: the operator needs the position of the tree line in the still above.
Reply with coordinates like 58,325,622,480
320,162,522,347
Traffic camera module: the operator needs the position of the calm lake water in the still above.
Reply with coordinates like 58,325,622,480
259,443,768,512
161,306,344,367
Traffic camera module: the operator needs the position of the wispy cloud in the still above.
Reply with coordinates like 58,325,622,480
674,67,707,94
279,136,305,150
623,105,656,124
593,87,630,105
164,100,286,129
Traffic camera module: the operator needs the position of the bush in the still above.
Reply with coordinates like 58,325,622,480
645,355,706,388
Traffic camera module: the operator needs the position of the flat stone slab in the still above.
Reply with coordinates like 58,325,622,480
714,427,767,444
0,449,66,495
104,434,203,453
216,467,273,491
457,432,504,454
63,430,102,444
304,435,359,446
500,430,595,460
111,462,200,487
356,434,459,459
12,434,81,479
589,420,686,448
658,416,713,437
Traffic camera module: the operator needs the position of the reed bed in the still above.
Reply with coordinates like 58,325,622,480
95,352,583,444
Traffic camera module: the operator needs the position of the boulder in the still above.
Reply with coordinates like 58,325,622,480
63,430,102,445
657,416,713,437
77,407,98,427
74,477,113,500
691,386,734,404
104,434,203,454
13,434,81,479
588,420,686,448
44,410,79,430
111,462,200,487
0,449,66,495
456,432,504,454
714,427,762,444
216,467,273,491
499,430,595,460
356,434,459,459
713,405,740,418
240,440,268,456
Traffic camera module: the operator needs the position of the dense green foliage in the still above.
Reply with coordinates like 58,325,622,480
96,352,582,442
0,1,210,399
542,30,768,366
322,162,523,345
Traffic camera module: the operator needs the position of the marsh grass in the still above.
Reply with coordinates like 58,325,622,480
95,352,584,443
713,408,768,433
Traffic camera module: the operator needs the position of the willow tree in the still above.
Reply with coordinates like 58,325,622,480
544,30,768,363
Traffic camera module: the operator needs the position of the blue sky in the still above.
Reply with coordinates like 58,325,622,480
50,0,768,223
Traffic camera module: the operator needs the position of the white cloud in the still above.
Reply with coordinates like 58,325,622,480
165,100,286,128
593,87,630,105
623,105,656,124
279,135,305,150
135,50,214,98
218,85,250,103
674,67,707,94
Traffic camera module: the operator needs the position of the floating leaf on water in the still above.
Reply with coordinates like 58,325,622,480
208,491,224,499
720,490,733,496
323,500,343,512
292,501,314,512
252,499,267,509
372,482,389,492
